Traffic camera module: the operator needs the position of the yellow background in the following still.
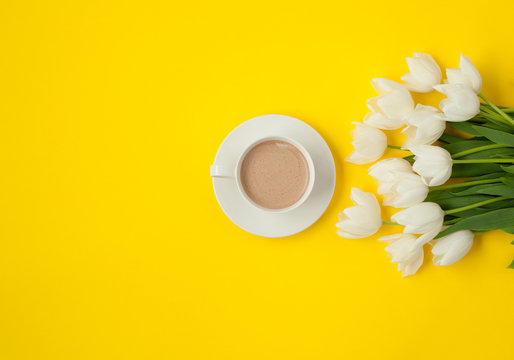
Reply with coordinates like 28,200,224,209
1,1,513,359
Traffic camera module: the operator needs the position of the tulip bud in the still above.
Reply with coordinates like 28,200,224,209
433,84,480,122
336,188,382,239
402,104,446,148
445,54,482,94
409,145,452,186
381,173,429,208
365,78,414,130
346,122,387,165
432,230,474,266
401,53,442,93
369,157,413,184
391,202,444,248
379,233,424,277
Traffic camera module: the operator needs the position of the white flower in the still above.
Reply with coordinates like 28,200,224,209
409,145,453,186
381,173,429,208
445,54,482,94
368,158,427,207
401,53,442,93
368,158,414,183
402,104,446,148
433,84,480,122
391,202,444,249
365,78,415,130
432,230,474,266
369,158,414,193
336,188,382,239
346,122,387,164
379,233,424,277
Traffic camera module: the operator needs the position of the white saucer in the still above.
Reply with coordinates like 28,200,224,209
211,115,336,237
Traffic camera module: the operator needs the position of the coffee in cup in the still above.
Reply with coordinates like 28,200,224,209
210,136,315,213
239,140,310,210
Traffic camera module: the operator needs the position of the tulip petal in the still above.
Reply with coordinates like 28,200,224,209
371,78,408,94
346,123,387,164
459,54,482,94
379,233,424,277
391,202,444,234
368,158,413,182
336,230,366,239
432,230,474,265
434,84,480,122
402,250,423,277
363,112,401,130
335,188,382,238
375,91,414,121
401,53,441,93
410,145,452,186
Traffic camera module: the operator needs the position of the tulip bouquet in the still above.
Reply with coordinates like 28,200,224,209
338,53,514,276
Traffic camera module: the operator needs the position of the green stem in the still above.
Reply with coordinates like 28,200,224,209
451,144,511,159
479,107,514,127
481,103,514,113
387,144,403,150
429,178,503,192
478,93,514,127
382,221,399,226
444,196,509,215
479,110,511,126
443,218,461,225
453,158,514,164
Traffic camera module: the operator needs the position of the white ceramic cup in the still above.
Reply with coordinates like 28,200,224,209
210,136,315,213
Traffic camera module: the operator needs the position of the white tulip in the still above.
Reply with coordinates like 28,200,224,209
381,173,429,208
368,158,426,207
409,145,453,186
391,202,445,248
402,104,446,148
368,158,414,183
346,122,387,165
401,53,442,93
445,54,482,94
365,78,414,130
379,233,424,277
336,188,382,239
432,230,474,266
368,158,414,193
433,84,480,122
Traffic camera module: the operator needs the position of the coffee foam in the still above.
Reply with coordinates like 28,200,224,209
240,140,309,210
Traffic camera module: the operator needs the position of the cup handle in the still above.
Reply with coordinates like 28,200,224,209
210,164,234,178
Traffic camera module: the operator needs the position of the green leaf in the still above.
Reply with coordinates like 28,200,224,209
502,176,514,187
457,147,514,160
471,172,508,181
451,180,514,198
480,184,514,197
439,133,466,144
450,122,483,136
432,194,494,210
443,139,494,154
449,199,514,218
482,119,514,133
450,184,503,196
472,126,514,146
436,208,514,238
451,163,503,177
507,259,514,269
502,226,514,234
477,184,514,197
502,165,514,174
403,154,414,162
